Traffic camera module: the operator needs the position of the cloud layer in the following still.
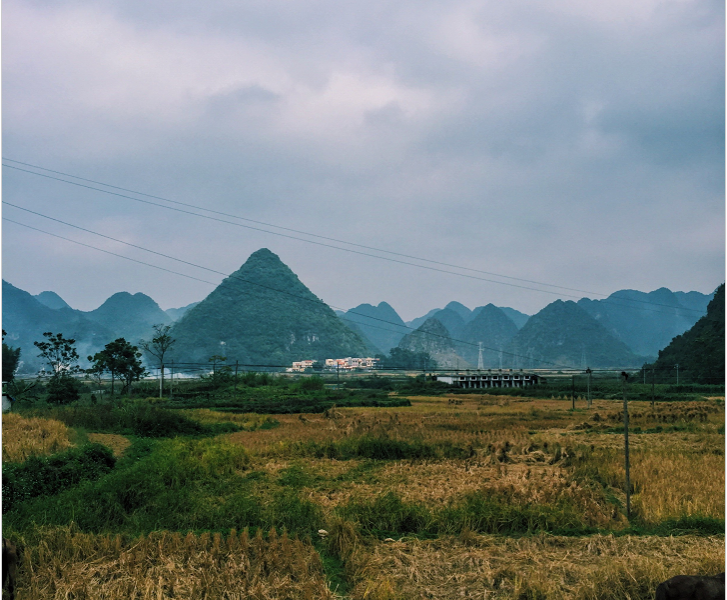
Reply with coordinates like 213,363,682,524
2,0,724,319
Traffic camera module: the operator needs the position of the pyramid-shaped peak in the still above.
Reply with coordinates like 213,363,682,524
245,248,284,265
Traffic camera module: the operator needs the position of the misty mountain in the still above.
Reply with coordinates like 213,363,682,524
168,248,369,366
338,318,382,356
340,301,408,353
166,301,201,322
495,306,530,329
505,300,643,369
84,292,172,343
406,308,441,330
456,304,519,367
397,317,472,369
443,301,472,322
650,284,724,383
577,288,712,358
34,291,72,310
431,307,467,339
2,280,114,373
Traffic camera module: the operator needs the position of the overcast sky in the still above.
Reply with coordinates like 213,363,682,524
2,0,724,321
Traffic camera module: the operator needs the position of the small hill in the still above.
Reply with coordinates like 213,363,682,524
650,284,724,383
340,302,408,353
34,291,72,310
505,300,643,368
457,304,519,367
166,301,201,322
397,318,472,369
85,292,172,343
577,288,711,358
169,248,369,366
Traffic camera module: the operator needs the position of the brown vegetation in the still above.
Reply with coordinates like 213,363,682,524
346,533,725,600
14,526,334,600
2,414,72,463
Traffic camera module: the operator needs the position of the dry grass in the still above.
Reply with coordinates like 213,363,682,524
2,413,72,462
87,434,132,458
347,533,725,600
13,526,334,600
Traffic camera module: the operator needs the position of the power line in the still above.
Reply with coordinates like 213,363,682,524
2,159,710,316
3,216,577,369
6,200,720,341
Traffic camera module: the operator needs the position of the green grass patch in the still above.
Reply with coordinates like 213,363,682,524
18,403,241,437
2,443,116,513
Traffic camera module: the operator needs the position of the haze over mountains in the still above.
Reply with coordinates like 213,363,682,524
2,248,717,373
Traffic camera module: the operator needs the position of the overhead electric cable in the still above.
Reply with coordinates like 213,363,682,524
2,159,709,316
3,201,706,320
3,215,576,369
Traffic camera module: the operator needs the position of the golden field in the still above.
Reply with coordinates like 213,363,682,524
2,393,724,599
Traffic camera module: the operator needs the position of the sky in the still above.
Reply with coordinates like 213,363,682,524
2,0,724,322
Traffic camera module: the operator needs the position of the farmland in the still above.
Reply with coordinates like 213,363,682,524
2,386,724,599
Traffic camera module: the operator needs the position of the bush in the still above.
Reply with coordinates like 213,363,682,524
2,443,116,513
46,374,82,404
18,403,241,438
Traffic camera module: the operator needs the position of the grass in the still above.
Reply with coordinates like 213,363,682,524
2,392,723,599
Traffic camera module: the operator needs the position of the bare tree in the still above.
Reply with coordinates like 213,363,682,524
139,324,176,398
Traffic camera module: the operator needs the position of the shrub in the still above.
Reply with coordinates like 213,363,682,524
2,443,116,513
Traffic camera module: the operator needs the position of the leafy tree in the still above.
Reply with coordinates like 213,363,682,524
34,332,82,376
34,332,82,404
88,338,146,396
139,324,176,398
2,330,21,383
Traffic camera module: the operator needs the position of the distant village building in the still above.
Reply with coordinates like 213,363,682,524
288,360,318,372
435,372,544,389
287,357,380,372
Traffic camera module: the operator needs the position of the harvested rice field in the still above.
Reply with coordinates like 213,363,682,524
2,393,724,599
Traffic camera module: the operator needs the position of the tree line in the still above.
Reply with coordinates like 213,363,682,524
2,324,176,404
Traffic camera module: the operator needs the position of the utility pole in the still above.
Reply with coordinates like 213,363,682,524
478,342,484,371
336,363,340,390
621,372,631,520
586,368,592,408
170,360,174,400
676,363,679,386
651,368,655,408
571,374,575,410
234,360,239,392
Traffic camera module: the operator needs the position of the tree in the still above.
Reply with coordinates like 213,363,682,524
88,338,146,397
139,324,176,398
2,330,21,383
34,332,82,403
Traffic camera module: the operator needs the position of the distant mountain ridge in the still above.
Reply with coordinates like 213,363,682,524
577,288,711,358
505,300,643,368
339,302,408,353
397,318,471,369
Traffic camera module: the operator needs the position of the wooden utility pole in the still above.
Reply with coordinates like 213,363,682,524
234,360,239,392
651,368,655,408
621,372,631,520
586,368,592,408
571,374,575,410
